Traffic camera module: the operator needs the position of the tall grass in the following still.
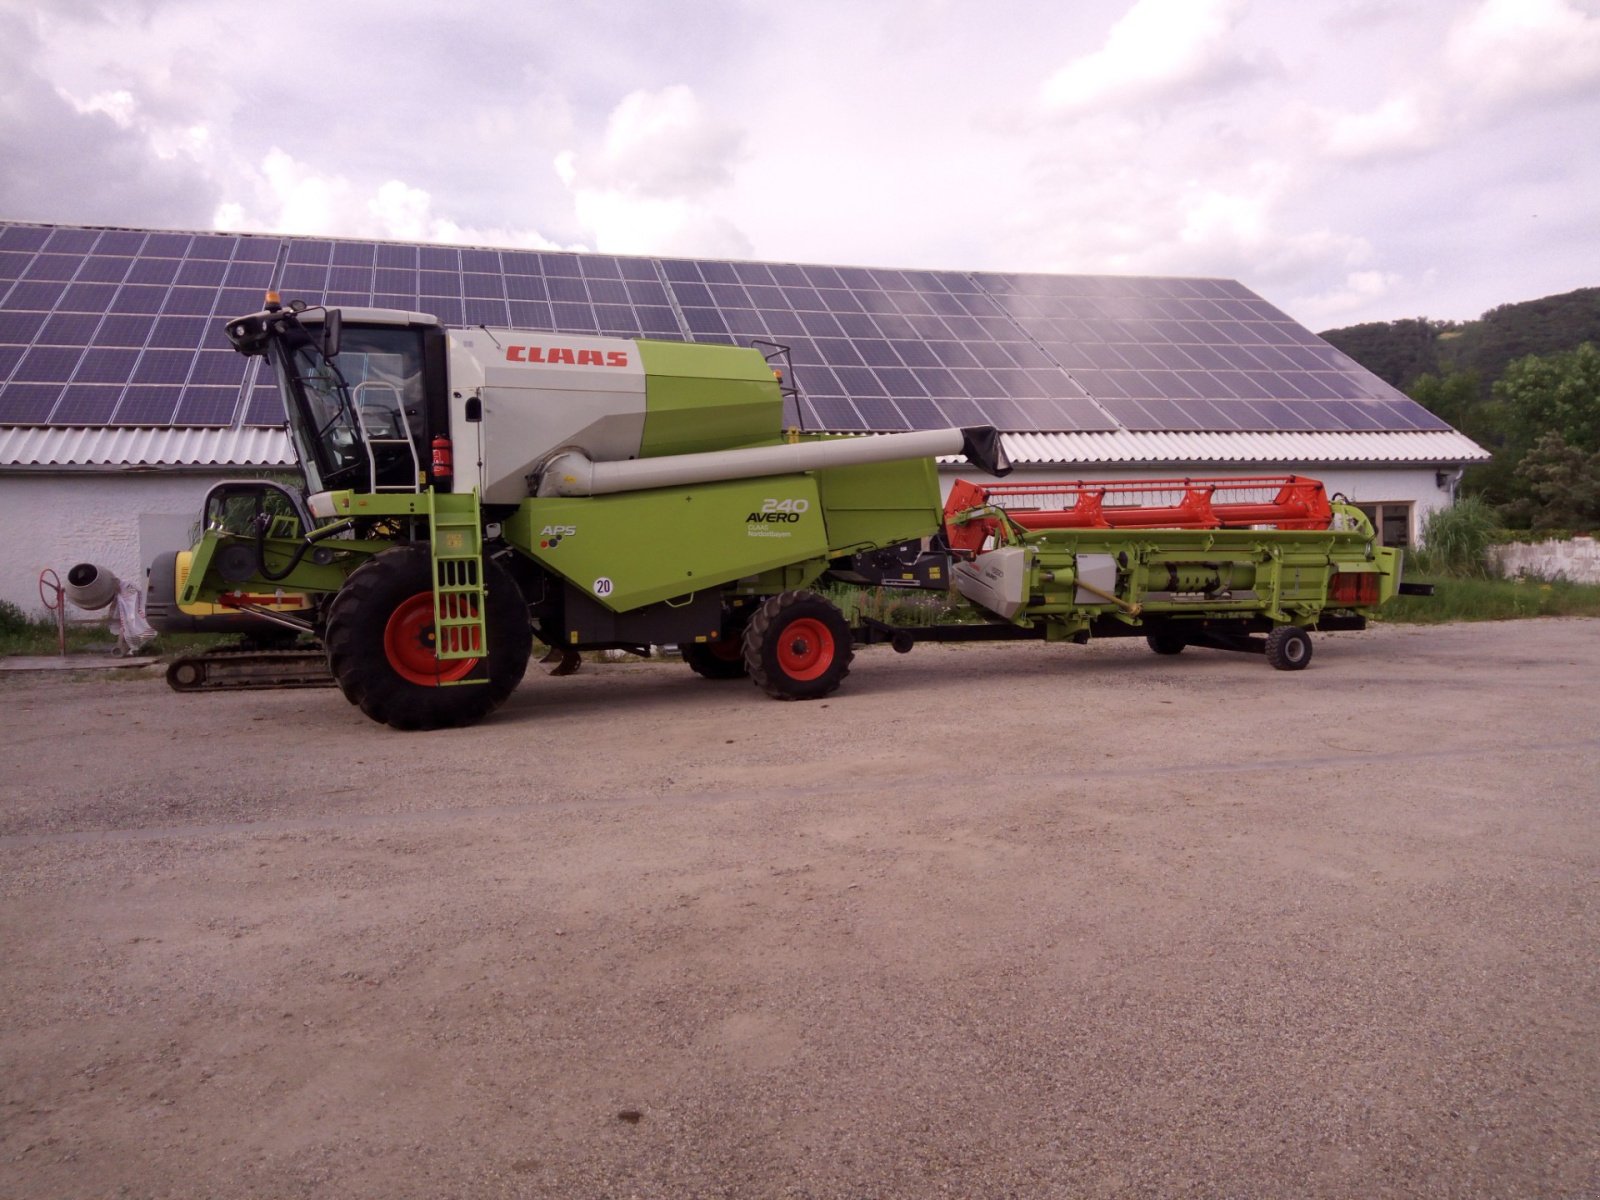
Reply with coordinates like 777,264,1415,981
1409,496,1500,577
1383,575,1600,623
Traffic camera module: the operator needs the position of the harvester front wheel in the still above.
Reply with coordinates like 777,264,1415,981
744,591,853,701
325,546,532,729
1265,625,1313,671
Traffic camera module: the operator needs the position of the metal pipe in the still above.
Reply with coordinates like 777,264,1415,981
536,427,968,498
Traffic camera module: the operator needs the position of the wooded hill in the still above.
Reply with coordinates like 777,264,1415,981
1320,288,1600,530
1320,287,1600,396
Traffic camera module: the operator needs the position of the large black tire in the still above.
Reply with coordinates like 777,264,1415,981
1264,625,1313,671
682,639,749,680
744,591,853,701
682,603,755,680
325,546,532,729
1145,627,1188,656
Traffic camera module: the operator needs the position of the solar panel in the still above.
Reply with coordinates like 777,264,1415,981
0,220,1438,436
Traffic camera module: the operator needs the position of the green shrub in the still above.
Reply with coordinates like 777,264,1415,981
1412,496,1501,577
0,599,28,638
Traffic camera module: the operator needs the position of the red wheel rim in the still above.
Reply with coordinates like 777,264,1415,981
776,617,834,681
383,592,478,687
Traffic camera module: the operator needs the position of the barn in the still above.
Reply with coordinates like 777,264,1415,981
0,220,1488,612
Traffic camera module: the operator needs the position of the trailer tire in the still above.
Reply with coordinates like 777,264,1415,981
682,638,749,680
744,591,853,701
325,546,532,729
1145,628,1188,656
1265,625,1313,671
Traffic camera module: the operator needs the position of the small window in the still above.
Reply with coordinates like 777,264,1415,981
1354,501,1413,548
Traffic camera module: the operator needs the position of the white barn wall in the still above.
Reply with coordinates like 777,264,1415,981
0,472,231,615
938,464,1453,544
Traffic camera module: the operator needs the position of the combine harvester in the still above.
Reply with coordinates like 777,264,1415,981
160,296,1418,729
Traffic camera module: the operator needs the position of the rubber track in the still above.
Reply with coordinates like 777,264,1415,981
165,648,334,691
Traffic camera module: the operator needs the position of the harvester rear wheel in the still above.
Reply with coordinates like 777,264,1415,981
325,546,532,729
1145,628,1188,656
744,591,853,701
1265,625,1313,671
682,638,749,680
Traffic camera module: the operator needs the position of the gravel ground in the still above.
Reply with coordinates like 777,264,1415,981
1,619,1596,1199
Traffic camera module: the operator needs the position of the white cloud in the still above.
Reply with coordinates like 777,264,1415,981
1317,92,1440,159
215,150,569,249
1310,0,1600,162
555,85,751,257
1291,269,1404,327
1041,0,1267,114
57,87,137,128
1445,0,1600,103
575,85,744,197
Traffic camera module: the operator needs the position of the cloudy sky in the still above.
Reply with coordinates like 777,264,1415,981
2,0,1597,330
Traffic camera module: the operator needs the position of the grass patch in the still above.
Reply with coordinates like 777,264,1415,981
1381,575,1600,623
820,583,989,627
0,610,237,659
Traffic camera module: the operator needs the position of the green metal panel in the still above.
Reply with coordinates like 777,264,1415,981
504,475,831,611
813,454,943,553
953,508,1399,637
179,524,391,604
635,339,782,459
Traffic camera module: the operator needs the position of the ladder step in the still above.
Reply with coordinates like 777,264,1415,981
428,489,487,666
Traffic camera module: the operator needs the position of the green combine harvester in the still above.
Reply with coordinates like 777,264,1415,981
160,297,1417,729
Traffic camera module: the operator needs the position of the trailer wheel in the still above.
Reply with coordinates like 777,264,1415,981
1145,628,1187,656
325,546,532,729
1265,625,1313,671
682,638,749,680
744,591,853,701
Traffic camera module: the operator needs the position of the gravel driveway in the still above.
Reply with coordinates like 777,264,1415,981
1,619,1596,1198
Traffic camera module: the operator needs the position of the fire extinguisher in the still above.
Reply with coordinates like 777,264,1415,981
431,435,453,484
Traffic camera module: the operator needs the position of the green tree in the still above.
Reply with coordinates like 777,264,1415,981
1408,369,1482,432
1407,368,1515,506
1485,344,1600,522
1508,432,1600,532
1319,317,1446,388
1494,343,1600,454
1449,288,1600,395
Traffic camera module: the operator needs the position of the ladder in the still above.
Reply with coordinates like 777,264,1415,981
352,381,423,493
427,490,488,682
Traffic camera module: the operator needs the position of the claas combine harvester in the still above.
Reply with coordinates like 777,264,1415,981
160,297,1417,729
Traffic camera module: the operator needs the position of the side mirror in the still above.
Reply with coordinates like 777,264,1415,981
321,309,342,359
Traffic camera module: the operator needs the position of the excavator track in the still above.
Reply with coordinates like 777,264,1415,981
165,645,334,692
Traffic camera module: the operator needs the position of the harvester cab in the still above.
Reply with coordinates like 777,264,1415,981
224,300,442,503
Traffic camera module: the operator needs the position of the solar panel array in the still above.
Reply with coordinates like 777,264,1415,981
0,221,1451,436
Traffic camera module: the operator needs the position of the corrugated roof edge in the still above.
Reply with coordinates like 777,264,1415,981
967,429,1490,466
0,425,296,469
2,425,1488,470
